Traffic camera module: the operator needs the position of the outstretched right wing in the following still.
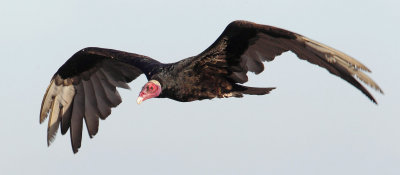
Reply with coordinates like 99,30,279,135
184,20,382,102
40,47,160,153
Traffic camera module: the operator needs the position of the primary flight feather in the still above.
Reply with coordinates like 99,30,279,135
40,20,383,153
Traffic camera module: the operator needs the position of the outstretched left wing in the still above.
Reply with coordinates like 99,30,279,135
40,47,160,153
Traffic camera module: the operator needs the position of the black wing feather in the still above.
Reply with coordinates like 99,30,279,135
40,47,161,153
185,20,382,103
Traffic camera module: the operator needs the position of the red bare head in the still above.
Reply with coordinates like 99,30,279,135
137,80,162,104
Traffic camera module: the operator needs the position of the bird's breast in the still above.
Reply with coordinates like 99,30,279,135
157,72,233,102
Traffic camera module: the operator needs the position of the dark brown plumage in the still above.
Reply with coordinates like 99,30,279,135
40,20,382,153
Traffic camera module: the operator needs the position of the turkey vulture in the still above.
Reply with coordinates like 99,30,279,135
40,20,382,153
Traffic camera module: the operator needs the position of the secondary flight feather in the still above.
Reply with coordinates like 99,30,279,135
40,20,383,153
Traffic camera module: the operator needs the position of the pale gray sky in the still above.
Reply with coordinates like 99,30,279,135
0,0,399,174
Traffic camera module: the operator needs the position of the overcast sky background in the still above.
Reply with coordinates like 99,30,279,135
0,0,399,174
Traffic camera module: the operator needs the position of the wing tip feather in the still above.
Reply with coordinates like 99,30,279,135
40,79,56,123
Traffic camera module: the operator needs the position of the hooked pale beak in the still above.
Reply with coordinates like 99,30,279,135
136,96,144,105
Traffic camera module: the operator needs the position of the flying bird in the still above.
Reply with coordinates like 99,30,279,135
40,20,383,153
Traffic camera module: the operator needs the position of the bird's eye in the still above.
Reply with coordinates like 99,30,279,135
146,84,156,92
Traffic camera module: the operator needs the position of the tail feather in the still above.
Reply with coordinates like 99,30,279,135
242,86,276,95
232,84,275,95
